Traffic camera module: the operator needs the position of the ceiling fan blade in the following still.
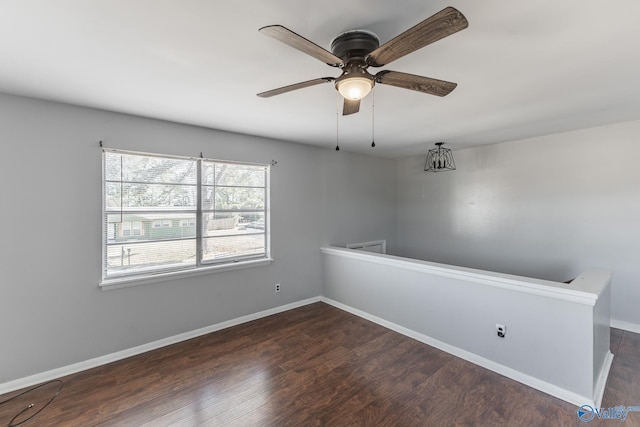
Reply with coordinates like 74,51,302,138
376,70,457,96
259,25,343,67
366,7,468,67
343,98,360,116
257,77,334,98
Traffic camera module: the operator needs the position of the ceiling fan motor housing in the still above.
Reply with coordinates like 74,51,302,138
330,30,380,63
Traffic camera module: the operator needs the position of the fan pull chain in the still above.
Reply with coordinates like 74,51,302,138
335,94,340,151
371,89,376,148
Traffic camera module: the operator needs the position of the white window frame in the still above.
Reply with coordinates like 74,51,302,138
101,149,271,289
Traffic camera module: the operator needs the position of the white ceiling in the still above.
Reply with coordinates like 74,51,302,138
2,0,640,158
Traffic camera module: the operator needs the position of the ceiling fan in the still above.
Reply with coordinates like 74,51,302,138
257,7,468,116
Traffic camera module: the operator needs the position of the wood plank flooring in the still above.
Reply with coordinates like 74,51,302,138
1,302,639,426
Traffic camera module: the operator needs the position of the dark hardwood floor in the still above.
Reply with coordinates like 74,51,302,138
1,302,639,426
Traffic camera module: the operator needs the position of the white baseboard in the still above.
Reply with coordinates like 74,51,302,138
593,351,614,408
611,319,640,334
0,297,322,396
320,297,597,407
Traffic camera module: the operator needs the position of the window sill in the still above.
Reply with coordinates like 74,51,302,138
99,258,273,291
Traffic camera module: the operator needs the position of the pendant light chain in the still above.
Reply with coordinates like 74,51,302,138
335,94,340,151
371,89,376,148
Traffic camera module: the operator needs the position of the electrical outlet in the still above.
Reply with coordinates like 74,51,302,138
496,324,506,338
275,283,281,293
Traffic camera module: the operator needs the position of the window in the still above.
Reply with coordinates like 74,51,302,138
102,149,269,282
121,221,132,237
132,221,142,236
121,221,142,236
152,219,171,228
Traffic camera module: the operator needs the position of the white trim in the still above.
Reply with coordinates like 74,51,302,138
320,296,598,407
0,297,321,396
321,246,602,306
610,319,640,334
593,351,614,408
100,258,273,290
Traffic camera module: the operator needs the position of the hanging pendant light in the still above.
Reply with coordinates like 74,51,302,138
424,142,456,172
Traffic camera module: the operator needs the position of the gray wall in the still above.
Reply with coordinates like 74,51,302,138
321,150,398,253
397,120,640,327
0,93,397,383
322,249,610,404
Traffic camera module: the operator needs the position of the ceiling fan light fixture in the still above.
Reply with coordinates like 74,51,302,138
336,76,373,100
258,7,468,113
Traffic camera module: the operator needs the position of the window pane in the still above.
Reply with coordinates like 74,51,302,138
105,214,197,243
202,162,266,187
105,182,197,210
202,235,265,262
105,153,122,181
201,212,265,237
201,186,264,211
202,212,235,234
105,239,196,277
105,152,197,184
237,213,265,232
